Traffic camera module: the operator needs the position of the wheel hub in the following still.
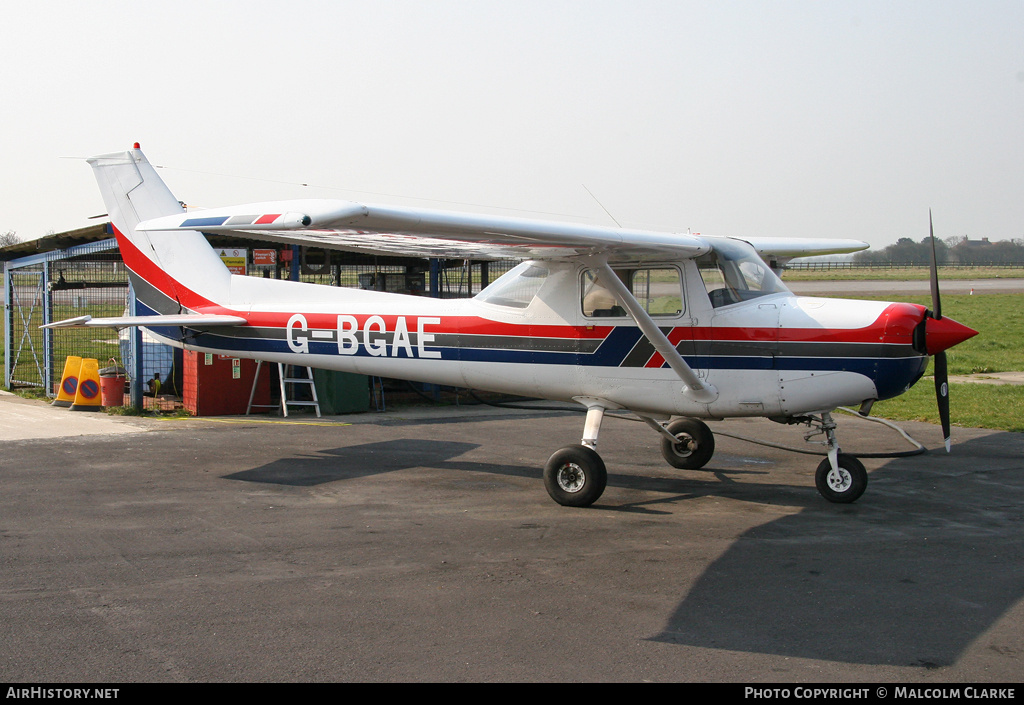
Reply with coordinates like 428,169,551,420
827,467,852,492
672,434,695,458
556,463,585,493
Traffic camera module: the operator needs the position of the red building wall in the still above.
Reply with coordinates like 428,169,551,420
182,351,270,416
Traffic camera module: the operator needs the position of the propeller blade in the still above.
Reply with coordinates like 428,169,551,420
934,350,951,452
929,209,942,320
929,211,956,451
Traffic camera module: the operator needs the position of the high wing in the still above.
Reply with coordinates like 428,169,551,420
739,236,871,266
42,314,248,329
137,199,868,263
137,199,712,261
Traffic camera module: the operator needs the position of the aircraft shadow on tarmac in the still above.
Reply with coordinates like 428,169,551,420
223,439,539,486
223,430,1024,668
650,431,1024,667
224,437,772,491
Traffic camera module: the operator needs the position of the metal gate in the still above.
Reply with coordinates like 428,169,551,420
5,266,46,387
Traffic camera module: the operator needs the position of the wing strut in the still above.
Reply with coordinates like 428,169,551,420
589,258,718,404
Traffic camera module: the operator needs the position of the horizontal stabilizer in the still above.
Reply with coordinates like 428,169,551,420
42,314,247,329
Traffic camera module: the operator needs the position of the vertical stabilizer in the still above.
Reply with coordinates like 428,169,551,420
88,145,231,313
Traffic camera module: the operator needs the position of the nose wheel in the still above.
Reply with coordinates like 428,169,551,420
814,454,867,503
805,411,868,503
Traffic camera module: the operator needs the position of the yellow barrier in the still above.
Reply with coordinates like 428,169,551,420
51,355,83,407
69,358,102,412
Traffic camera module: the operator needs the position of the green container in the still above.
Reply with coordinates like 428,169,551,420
313,369,370,414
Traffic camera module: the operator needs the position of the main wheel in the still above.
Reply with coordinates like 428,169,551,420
661,418,715,470
815,454,868,503
543,445,607,507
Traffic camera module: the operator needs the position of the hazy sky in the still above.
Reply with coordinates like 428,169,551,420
2,0,1022,251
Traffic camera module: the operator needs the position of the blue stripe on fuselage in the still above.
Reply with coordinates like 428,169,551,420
166,323,926,401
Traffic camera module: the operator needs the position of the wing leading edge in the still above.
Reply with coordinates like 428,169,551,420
137,198,869,263
42,314,248,329
739,236,870,261
137,200,711,261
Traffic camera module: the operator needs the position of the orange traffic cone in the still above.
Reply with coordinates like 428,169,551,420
69,358,102,412
52,355,83,407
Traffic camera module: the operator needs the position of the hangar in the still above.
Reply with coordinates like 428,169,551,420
2,224,514,412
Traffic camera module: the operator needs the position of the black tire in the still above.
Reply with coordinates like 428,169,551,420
543,445,608,507
815,454,868,503
661,418,715,470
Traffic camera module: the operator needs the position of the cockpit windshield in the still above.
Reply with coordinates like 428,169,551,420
697,238,789,308
475,262,549,309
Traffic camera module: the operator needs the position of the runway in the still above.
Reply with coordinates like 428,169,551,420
786,278,1024,296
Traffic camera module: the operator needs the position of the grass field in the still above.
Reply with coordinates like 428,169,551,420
871,382,1024,433
841,293,1024,433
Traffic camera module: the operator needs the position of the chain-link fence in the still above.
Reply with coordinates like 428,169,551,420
48,254,131,391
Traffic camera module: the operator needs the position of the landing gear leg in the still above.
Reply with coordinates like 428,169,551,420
808,411,867,503
543,406,608,507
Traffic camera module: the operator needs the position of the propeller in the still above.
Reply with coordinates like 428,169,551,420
928,210,952,452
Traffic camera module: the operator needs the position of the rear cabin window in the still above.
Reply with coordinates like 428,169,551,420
475,262,549,309
581,267,683,318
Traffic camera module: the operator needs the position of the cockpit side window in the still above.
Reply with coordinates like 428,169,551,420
581,267,683,318
697,239,789,308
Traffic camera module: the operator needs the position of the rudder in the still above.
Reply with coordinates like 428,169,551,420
88,145,231,314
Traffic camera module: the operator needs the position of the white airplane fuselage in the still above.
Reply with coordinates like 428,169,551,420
136,256,929,421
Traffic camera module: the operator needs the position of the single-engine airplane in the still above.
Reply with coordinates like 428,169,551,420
47,145,977,507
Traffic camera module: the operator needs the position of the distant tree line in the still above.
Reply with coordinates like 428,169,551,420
853,236,1024,265
1,230,19,247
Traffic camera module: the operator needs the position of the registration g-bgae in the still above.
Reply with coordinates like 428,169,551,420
286,313,442,358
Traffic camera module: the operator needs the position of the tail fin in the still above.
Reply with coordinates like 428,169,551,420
88,145,231,314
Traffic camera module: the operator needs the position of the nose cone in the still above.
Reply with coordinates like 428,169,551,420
925,315,978,355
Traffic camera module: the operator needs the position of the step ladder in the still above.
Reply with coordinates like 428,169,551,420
279,363,320,417
246,361,321,417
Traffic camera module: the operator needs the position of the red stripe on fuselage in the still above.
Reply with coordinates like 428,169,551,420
643,327,691,368
244,304,922,349
244,310,615,340
113,224,231,315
